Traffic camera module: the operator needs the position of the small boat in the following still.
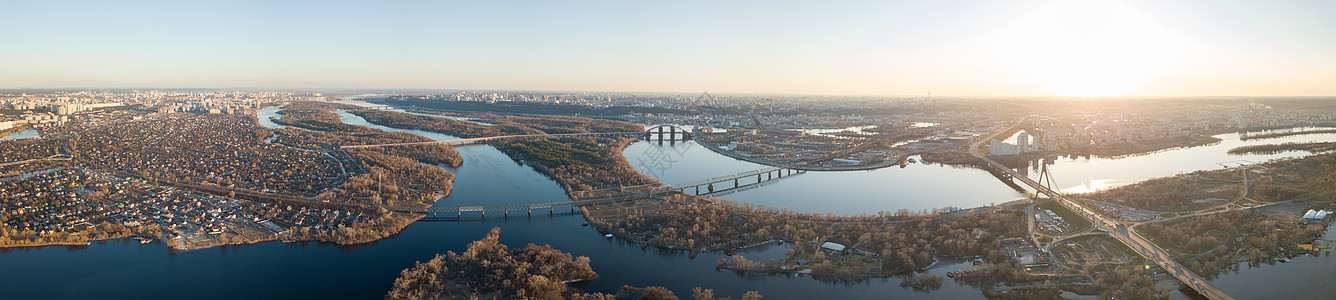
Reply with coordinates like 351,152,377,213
908,158,917,163
582,222,589,226
604,234,614,239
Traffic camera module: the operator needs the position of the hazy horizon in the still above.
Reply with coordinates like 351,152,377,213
2,0,1333,97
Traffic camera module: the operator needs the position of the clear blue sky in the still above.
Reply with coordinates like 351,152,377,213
1,0,1333,96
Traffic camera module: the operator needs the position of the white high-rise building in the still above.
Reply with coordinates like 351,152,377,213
1017,132,1030,153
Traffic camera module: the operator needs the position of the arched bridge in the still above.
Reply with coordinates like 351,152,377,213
643,125,693,142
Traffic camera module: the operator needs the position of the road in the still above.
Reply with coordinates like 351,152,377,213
0,154,72,167
970,119,1236,300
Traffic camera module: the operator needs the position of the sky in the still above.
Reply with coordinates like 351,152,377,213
1,0,1333,97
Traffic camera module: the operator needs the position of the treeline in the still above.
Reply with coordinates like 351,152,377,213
572,286,761,300
350,144,462,168
386,228,598,300
1227,142,1336,155
264,103,462,207
494,137,655,192
273,102,376,134
463,111,643,134
1239,129,1336,141
0,222,160,248
285,212,420,245
374,97,690,116
1078,170,1240,212
354,108,643,139
331,150,456,207
591,196,1026,276
1140,210,1325,279
1066,135,1221,158
353,109,538,138
351,108,651,191
386,228,761,300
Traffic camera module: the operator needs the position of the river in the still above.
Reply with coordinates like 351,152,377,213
0,106,1000,299
5,103,1335,299
1,128,41,140
1018,127,1336,194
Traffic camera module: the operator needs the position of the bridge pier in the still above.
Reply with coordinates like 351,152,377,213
528,208,532,216
695,186,700,195
757,174,762,183
734,178,738,188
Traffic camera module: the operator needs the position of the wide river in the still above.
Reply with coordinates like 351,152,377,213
3,107,1336,299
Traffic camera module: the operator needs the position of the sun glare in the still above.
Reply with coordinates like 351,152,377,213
999,1,1179,97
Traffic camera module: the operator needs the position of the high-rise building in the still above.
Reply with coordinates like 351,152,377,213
1017,132,1030,153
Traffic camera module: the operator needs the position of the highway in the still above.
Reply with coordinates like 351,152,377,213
970,119,1236,300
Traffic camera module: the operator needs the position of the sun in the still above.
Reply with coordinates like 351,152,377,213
998,1,1179,97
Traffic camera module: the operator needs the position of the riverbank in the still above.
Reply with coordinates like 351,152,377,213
694,137,901,171
1240,128,1336,141
1227,142,1336,155
0,127,30,140
1064,135,1223,158
1,223,157,250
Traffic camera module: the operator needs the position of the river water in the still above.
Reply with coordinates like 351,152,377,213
4,104,1335,299
1,129,41,140
624,139,1026,215
1023,127,1336,194
626,125,1336,215
0,107,997,299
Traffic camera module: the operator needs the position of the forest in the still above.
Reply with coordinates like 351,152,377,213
1239,129,1336,141
271,101,375,134
589,196,1027,278
1077,170,1241,212
373,96,690,116
285,211,421,246
1139,210,1326,279
353,108,642,139
353,109,537,138
1065,135,1222,158
385,227,598,299
386,227,762,300
1227,142,1336,155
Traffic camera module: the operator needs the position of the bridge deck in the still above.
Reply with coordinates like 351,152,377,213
970,119,1235,300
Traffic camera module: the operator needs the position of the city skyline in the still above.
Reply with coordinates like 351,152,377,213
2,0,1334,97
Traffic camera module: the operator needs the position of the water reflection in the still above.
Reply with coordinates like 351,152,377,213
0,129,41,140
1012,129,1336,194
624,139,1027,215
